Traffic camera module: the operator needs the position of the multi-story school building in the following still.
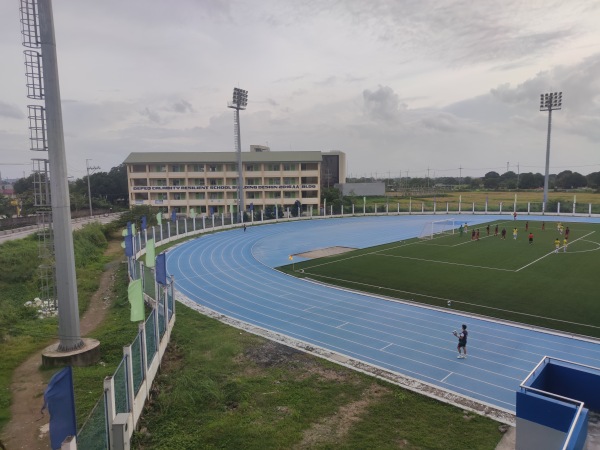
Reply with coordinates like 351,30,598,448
123,148,346,216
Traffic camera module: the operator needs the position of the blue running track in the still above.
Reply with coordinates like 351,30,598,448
166,215,600,416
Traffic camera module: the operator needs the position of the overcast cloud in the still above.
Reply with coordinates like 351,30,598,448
1,0,599,180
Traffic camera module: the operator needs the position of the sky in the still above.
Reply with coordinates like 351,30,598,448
1,0,600,182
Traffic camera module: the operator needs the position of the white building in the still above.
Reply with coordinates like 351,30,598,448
123,150,346,216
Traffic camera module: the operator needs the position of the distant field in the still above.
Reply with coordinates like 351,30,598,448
285,219,600,338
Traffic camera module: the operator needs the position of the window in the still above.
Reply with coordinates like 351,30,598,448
207,164,222,172
172,192,186,200
301,163,318,171
155,193,168,200
302,190,319,198
226,178,238,186
246,192,262,199
282,163,297,171
209,192,223,200
283,177,298,185
225,164,237,172
151,164,166,173
190,178,205,186
134,193,148,200
301,177,318,184
194,192,205,200
267,192,281,199
245,178,261,186
245,164,259,172
150,178,167,187
190,164,204,172
130,164,146,173
208,178,223,186
132,178,147,186
265,163,280,171
266,177,280,185
170,178,185,186
171,164,185,172
284,191,297,199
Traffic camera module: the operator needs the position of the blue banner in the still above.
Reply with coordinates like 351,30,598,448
171,209,177,223
141,215,147,231
43,366,77,450
127,221,132,236
124,233,133,257
156,253,167,285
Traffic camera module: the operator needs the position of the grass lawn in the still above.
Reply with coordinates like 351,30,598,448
281,219,600,338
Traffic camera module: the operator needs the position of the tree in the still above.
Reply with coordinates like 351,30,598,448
556,171,587,189
586,172,600,189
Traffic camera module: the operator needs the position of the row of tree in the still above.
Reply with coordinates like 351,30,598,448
350,170,600,191
0,164,128,217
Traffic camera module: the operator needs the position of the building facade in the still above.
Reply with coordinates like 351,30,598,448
123,150,345,216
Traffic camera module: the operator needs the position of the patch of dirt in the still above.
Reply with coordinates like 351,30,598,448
0,240,123,450
293,384,389,449
295,246,356,259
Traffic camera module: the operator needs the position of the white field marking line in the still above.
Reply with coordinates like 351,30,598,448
375,253,514,272
336,322,349,328
557,239,600,254
380,343,393,351
515,231,595,272
441,372,453,383
300,271,600,331
172,262,523,388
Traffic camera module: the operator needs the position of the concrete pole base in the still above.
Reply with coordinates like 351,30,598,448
41,338,101,368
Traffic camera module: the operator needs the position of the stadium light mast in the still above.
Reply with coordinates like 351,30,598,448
539,91,562,206
227,88,248,220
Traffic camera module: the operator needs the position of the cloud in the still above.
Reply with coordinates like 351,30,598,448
0,101,25,120
362,86,405,123
170,100,194,114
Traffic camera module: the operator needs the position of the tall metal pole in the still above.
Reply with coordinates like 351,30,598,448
86,159,100,217
235,108,244,216
542,108,553,205
540,91,562,207
38,0,83,351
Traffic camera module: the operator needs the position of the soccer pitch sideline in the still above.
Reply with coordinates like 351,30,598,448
287,219,600,339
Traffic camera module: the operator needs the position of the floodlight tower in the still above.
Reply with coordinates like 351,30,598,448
227,88,248,220
539,91,562,206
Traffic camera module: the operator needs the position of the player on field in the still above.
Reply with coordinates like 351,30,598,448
453,324,468,359
565,227,570,240
486,224,490,236
513,227,518,240
528,232,533,244
494,224,498,236
563,237,568,252
554,238,561,253
501,228,506,239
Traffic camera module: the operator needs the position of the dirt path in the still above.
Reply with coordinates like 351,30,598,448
1,240,122,450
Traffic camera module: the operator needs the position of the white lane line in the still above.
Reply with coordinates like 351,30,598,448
441,372,453,383
381,343,393,351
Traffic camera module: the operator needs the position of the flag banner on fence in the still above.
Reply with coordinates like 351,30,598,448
128,279,145,322
127,221,132,235
190,208,197,219
156,253,167,285
141,215,147,231
131,222,136,236
156,211,162,225
171,209,177,223
121,228,128,237
42,366,77,450
124,233,133,257
146,239,156,268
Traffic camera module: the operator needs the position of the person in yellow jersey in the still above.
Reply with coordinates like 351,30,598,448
563,237,568,252
554,237,561,253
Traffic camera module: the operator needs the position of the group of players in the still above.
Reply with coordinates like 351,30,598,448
458,220,571,252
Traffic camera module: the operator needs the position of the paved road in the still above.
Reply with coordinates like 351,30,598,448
0,213,121,245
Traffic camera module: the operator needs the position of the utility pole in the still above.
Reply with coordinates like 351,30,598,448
86,159,100,217
540,92,563,205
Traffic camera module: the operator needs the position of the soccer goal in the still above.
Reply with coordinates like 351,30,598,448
418,219,458,239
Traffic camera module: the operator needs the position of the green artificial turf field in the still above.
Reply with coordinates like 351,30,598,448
284,220,600,338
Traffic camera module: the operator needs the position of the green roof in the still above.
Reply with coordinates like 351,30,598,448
123,151,324,164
